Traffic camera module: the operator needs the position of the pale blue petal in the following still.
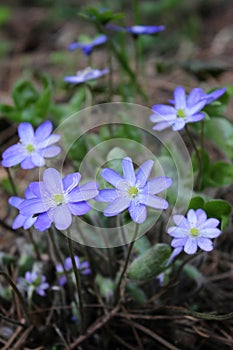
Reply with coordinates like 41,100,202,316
31,153,45,167
143,176,172,194
104,197,131,217
152,121,172,131
195,209,207,225
199,218,220,229
199,228,221,238
62,173,81,191
174,86,186,110
187,88,204,106
2,144,25,158
43,168,63,194
101,168,123,187
34,213,52,231
186,113,205,123
187,209,197,226
184,238,198,254
197,237,213,251
12,214,26,229
18,122,34,143
188,99,207,114
139,194,168,210
171,237,187,248
67,182,98,202
23,216,37,230
136,160,154,187
53,204,72,230
2,145,26,167
122,157,136,185
167,226,186,238
40,146,61,158
37,134,61,148
9,196,23,209
20,157,35,169
19,199,46,216
35,120,52,141
128,202,147,224
151,104,176,117
172,119,185,131
95,189,118,202
25,182,41,198
68,202,91,216
173,215,189,228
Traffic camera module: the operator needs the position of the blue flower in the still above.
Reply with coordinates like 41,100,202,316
96,157,172,224
150,86,226,131
56,256,91,286
19,168,98,231
18,271,49,296
167,209,222,255
150,86,207,131
68,34,107,56
1,120,61,169
64,67,109,85
106,24,165,36
9,183,38,230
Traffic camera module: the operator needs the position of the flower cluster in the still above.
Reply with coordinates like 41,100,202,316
56,256,91,286
168,209,222,255
106,24,165,37
96,157,172,224
150,86,226,131
18,271,49,296
1,120,61,169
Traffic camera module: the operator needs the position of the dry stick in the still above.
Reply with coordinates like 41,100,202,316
122,319,182,350
68,305,120,349
11,325,33,350
0,313,27,328
0,271,30,324
121,305,143,350
67,228,85,333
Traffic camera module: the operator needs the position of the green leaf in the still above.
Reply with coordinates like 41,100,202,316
204,117,233,159
126,282,147,303
12,80,39,110
95,274,114,300
127,243,171,281
188,196,205,210
207,161,233,187
204,199,231,231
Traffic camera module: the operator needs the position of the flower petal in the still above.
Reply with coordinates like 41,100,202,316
174,86,186,110
18,123,34,143
184,238,198,254
37,134,61,148
35,213,52,231
95,189,118,202
40,146,61,158
31,153,45,167
35,120,52,141
143,176,172,194
53,204,72,230
128,201,147,223
20,157,35,169
104,197,131,217
12,214,27,229
101,168,123,187
199,218,220,229
122,157,136,185
195,209,207,225
187,88,204,106
172,119,185,131
167,226,187,238
199,228,221,238
187,209,197,226
152,121,173,131
9,196,23,209
173,215,189,228
197,237,213,251
186,113,205,123
1,144,26,167
171,237,187,248
43,168,63,195
62,173,81,192
68,202,91,216
136,160,154,187
67,182,98,202
19,199,46,216
139,194,168,210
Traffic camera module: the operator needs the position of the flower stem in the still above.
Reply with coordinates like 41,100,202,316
66,228,85,333
185,125,202,190
0,271,30,324
27,229,41,261
115,224,140,302
6,168,18,196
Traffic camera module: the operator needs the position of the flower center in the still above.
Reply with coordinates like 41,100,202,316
190,227,199,236
53,194,64,206
26,143,35,153
128,186,138,198
177,109,186,118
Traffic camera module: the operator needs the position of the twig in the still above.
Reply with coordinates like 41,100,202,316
69,305,119,349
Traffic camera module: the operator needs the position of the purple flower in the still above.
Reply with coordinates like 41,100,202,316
96,157,172,224
167,209,222,255
1,120,61,169
8,183,38,230
150,86,207,131
56,256,91,286
64,67,109,85
19,168,98,231
106,24,165,36
68,34,107,56
18,271,49,296
150,86,226,131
